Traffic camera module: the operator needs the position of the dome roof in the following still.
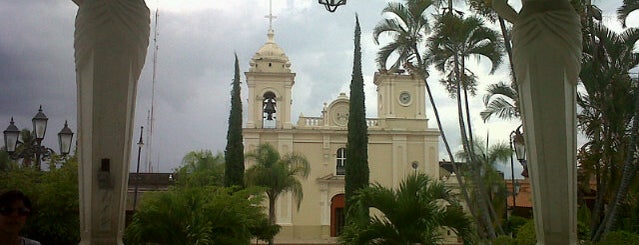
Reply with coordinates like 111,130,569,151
249,29,291,72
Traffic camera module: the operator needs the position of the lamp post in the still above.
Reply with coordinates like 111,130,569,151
3,106,74,170
509,125,527,214
318,0,346,12
512,126,527,178
132,126,144,211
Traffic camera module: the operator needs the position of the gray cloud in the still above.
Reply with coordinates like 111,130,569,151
0,1,625,175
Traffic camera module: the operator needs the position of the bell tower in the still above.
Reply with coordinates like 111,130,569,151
245,11,295,129
374,72,428,130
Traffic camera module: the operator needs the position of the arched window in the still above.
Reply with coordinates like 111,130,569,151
262,91,277,128
336,148,346,175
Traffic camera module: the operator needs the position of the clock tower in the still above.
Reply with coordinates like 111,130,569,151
374,72,427,130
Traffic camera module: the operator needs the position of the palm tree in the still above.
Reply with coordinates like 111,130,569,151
618,0,639,28
125,187,269,245
372,0,478,229
244,143,310,245
579,23,639,241
175,150,225,187
14,129,35,168
428,12,503,239
481,81,519,122
428,12,503,143
456,139,512,229
339,173,475,244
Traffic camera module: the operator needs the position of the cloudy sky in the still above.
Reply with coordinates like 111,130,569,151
0,0,628,177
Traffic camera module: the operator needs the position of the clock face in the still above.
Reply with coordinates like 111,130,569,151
399,91,411,105
332,104,349,126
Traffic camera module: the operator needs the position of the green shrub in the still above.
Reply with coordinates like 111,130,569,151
504,216,529,236
597,231,639,245
493,235,516,245
515,220,536,245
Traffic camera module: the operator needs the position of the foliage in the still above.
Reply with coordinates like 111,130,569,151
244,143,310,244
597,231,639,245
427,12,503,98
0,155,80,244
514,219,536,245
373,0,483,239
618,0,639,28
428,11,504,239
249,216,281,243
125,186,271,245
481,81,519,122
616,198,639,233
13,129,36,168
502,216,528,237
339,173,475,245
174,150,225,187
578,22,639,240
373,0,433,71
0,149,14,171
492,235,516,245
345,15,369,222
225,53,245,188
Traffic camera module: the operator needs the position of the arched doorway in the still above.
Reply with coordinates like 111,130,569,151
330,194,345,237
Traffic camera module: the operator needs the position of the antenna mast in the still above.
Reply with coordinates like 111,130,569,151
147,6,160,173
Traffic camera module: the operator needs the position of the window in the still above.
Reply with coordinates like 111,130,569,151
336,148,346,175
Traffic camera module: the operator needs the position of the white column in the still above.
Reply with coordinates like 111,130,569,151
505,1,581,244
73,1,150,244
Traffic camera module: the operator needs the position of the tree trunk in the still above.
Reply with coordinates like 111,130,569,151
268,194,277,245
455,53,497,239
413,51,480,233
498,17,517,86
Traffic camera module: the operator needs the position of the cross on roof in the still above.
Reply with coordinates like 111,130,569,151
265,0,277,30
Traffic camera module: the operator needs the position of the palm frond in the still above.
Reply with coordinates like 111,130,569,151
618,0,639,28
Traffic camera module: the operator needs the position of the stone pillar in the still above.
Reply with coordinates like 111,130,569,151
73,1,150,244
494,1,582,244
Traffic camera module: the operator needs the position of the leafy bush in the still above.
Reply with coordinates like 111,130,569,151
504,216,529,237
515,219,536,245
493,235,516,245
124,186,270,245
597,231,639,245
0,156,80,244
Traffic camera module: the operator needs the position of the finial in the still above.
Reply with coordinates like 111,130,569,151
265,0,277,31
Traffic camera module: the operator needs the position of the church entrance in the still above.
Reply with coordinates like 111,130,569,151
330,194,345,237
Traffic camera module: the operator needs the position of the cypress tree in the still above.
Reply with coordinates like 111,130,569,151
345,15,369,220
224,53,245,187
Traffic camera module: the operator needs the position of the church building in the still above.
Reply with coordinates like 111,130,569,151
243,24,443,244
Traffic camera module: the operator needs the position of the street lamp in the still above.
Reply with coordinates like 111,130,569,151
3,106,74,170
3,118,19,154
509,125,527,214
318,0,346,12
512,126,528,178
133,126,144,211
58,121,74,156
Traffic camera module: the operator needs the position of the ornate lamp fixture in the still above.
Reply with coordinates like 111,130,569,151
3,106,74,169
58,121,74,155
3,118,20,154
512,126,528,177
318,0,346,12
32,105,48,141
